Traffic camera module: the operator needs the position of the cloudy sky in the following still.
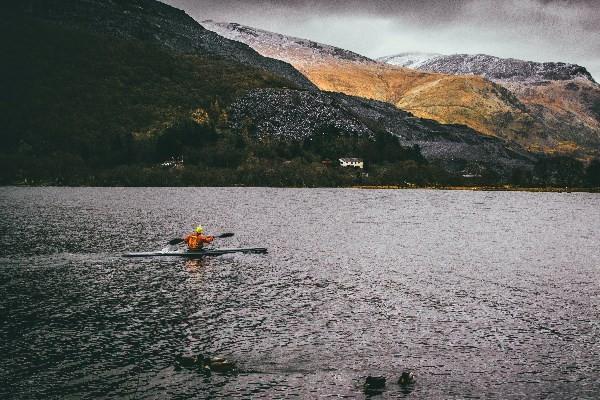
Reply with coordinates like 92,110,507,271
163,0,600,80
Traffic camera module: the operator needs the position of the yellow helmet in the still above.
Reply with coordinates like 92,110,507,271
195,225,204,234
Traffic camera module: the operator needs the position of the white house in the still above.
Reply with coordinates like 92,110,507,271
339,157,364,169
161,156,184,168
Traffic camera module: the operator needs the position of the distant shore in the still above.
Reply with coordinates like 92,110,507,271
353,185,600,193
3,184,600,193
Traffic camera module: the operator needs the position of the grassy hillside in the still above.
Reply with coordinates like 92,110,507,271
294,62,536,141
1,18,292,178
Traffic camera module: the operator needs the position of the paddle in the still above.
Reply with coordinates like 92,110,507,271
168,232,234,246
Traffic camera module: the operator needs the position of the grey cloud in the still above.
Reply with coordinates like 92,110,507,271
162,0,600,80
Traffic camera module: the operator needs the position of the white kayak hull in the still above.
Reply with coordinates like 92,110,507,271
122,247,267,258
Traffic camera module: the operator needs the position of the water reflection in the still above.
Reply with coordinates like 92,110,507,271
0,187,599,399
185,259,205,274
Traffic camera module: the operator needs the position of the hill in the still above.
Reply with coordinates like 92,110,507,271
379,53,600,157
0,15,294,180
7,0,315,90
203,23,540,146
3,0,595,187
204,21,599,159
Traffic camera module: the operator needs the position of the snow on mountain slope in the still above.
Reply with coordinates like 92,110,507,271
414,54,595,83
377,52,442,69
380,52,600,155
202,20,375,67
380,52,595,83
203,21,599,157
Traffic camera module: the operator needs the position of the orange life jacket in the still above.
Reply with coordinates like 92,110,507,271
185,233,214,250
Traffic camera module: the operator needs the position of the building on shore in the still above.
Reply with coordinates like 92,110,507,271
339,157,364,169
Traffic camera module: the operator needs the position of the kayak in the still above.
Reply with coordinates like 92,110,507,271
122,247,267,258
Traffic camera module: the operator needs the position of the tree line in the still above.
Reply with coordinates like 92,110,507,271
2,112,599,188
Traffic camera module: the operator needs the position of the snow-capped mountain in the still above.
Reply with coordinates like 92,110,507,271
377,52,441,69
379,52,600,154
203,21,600,157
201,21,543,147
382,53,595,83
6,0,537,181
201,21,375,67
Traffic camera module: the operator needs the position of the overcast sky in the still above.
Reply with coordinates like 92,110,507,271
162,0,600,80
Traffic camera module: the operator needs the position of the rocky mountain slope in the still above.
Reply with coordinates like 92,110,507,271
12,0,315,90
380,53,595,83
203,22,375,66
378,52,442,69
204,21,599,158
227,88,534,175
380,53,600,156
203,22,542,148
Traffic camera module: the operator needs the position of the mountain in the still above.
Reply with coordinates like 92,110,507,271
9,0,315,90
379,53,600,157
380,53,595,83
204,22,599,159
202,23,542,147
2,0,315,180
1,13,295,175
378,52,442,69
227,88,534,175
1,0,540,186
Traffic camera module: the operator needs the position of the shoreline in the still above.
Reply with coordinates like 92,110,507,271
3,184,599,193
352,185,600,193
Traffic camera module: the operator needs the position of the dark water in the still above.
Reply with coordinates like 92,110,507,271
1,187,599,399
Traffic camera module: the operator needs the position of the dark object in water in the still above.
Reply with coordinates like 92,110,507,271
398,370,416,394
174,353,237,374
364,375,386,394
174,354,197,369
398,370,415,385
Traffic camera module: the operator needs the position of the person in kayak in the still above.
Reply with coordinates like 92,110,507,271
184,226,214,251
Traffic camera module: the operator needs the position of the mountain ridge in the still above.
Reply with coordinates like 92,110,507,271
204,21,375,65
204,21,599,158
12,0,316,90
379,52,600,155
379,53,596,83
2,0,542,185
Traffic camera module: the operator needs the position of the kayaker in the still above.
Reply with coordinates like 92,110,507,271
184,226,214,251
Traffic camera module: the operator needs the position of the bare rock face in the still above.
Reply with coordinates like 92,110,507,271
15,0,316,90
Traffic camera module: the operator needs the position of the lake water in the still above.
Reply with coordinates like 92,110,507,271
1,187,599,399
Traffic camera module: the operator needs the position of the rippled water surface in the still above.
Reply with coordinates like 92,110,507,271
1,187,599,399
